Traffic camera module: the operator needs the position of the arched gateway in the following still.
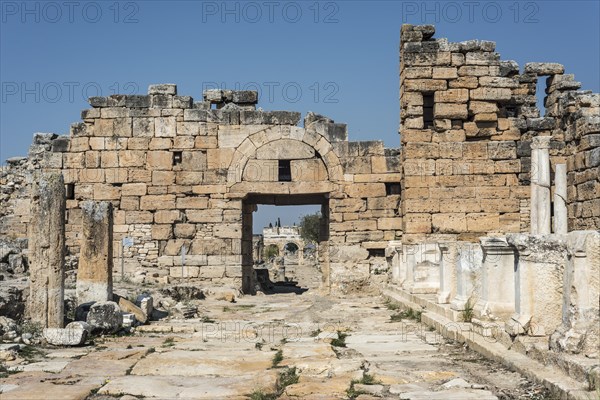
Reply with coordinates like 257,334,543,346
14,86,403,295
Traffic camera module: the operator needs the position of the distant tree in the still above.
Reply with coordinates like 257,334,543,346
299,213,321,244
265,244,279,260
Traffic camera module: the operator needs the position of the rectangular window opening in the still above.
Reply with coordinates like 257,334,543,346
65,184,75,200
278,160,292,182
423,93,434,129
173,151,183,165
385,182,401,195
368,248,386,258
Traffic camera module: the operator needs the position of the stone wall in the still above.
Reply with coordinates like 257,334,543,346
4,84,401,292
399,24,599,238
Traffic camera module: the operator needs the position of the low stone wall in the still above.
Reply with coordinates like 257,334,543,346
386,230,600,387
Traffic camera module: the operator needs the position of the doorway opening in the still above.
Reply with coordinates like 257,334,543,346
242,193,329,295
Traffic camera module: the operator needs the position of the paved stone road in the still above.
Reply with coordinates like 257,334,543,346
1,265,550,399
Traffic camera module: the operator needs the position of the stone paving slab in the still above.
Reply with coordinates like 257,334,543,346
99,373,278,399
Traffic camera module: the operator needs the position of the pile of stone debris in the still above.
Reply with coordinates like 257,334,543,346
44,293,157,346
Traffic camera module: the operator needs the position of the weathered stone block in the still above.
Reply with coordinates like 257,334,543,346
148,84,177,95
86,301,123,333
434,103,468,119
43,324,88,346
155,116,177,137
524,63,564,76
434,89,468,103
140,195,176,210
470,88,512,101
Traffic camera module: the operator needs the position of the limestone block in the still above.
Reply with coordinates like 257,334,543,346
174,224,196,239
146,151,173,170
404,79,447,92
175,171,203,185
118,150,145,167
149,84,177,95
43,324,88,346
176,196,209,209
479,77,519,88
524,62,565,75
113,118,132,137
117,296,147,324
187,209,223,223
403,67,432,79
140,195,176,210
434,103,468,119
487,142,516,160
214,224,242,239
449,76,479,88
121,183,147,197
169,266,200,278
470,88,512,101
465,51,500,65
345,183,386,198
173,136,195,150
434,89,468,103
152,171,175,186
76,201,113,305
207,148,235,170
151,225,172,240
469,101,498,114
218,126,252,148
149,138,172,150
181,151,207,171
462,142,488,159
86,301,123,333
155,116,176,137
256,139,315,159
432,213,467,233
132,118,155,137
125,211,153,224
458,66,490,76
377,218,402,230
404,213,432,234
28,173,66,329
466,213,500,232
152,210,180,224
291,159,328,181
242,160,278,182
403,143,439,158
432,67,458,79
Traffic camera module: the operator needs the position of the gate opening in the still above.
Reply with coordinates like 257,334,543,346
242,193,329,295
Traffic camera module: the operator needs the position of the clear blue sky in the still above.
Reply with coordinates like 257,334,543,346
1,0,599,230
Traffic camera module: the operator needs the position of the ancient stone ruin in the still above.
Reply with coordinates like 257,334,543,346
0,24,598,399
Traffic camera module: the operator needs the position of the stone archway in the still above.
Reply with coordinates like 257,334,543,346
227,126,339,294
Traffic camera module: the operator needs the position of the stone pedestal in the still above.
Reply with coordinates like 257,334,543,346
553,231,600,354
437,243,457,304
76,201,114,305
450,242,483,311
387,241,403,283
530,136,551,234
553,164,567,234
474,237,515,321
28,172,66,328
401,244,416,291
506,234,566,336
408,243,440,294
